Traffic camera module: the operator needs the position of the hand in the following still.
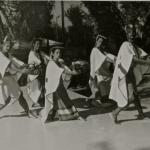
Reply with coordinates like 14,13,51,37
88,79,92,87
73,69,81,75
22,64,29,68
21,67,30,74
33,69,39,75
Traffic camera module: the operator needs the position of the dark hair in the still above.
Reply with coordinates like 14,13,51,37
31,38,42,51
32,38,42,46
96,34,107,42
49,46,63,55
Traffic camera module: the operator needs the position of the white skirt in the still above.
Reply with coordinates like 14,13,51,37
0,75,21,105
27,78,42,103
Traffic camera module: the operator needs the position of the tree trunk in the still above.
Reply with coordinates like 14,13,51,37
0,9,15,40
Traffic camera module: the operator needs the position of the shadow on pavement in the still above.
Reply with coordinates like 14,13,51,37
72,98,116,119
136,148,150,150
72,98,90,109
79,106,114,119
117,111,150,124
124,106,147,111
0,113,27,119
118,118,143,124
87,141,115,150
143,111,150,119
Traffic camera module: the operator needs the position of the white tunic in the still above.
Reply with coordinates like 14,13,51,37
0,52,21,104
89,47,115,98
90,47,106,79
27,51,42,103
45,60,64,96
109,41,148,107
28,51,41,81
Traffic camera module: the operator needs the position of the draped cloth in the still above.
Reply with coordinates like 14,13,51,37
9,56,25,81
28,51,41,81
0,52,10,78
45,60,64,96
109,41,149,107
27,51,42,103
90,47,106,79
89,47,115,98
41,60,79,122
0,52,21,105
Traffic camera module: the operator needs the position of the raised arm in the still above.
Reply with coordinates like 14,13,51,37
64,67,80,75
133,56,150,66
8,55,29,74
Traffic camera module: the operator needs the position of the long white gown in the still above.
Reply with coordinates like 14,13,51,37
41,60,79,122
90,47,115,98
109,41,150,107
27,51,42,104
0,52,22,105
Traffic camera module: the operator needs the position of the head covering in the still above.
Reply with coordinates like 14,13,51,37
32,38,42,43
50,45,64,54
3,36,13,45
96,34,107,41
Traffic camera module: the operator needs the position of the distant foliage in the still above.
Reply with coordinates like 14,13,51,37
83,1,126,54
117,2,150,39
83,1,150,54
65,5,94,57
0,1,54,42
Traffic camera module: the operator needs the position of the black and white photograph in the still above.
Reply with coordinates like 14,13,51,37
0,0,150,150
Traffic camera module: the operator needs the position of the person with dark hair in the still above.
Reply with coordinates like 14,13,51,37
40,46,84,123
109,24,150,124
88,34,116,107
27,38,48,107
0,38,37,118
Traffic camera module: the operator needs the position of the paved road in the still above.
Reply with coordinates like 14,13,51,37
0,87,150,150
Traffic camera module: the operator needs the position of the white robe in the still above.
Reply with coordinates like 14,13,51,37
27,51,42,103
8,56,25,81
89,47,115,98
90,47,106,80
40,60,64,122
0,52,22,104
109,41,148,107
45,60,64,96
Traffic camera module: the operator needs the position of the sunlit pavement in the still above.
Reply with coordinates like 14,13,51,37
0,87,150,150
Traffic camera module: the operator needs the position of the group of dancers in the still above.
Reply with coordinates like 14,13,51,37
0,37,83,123
1,23,150,124
89,24,150,124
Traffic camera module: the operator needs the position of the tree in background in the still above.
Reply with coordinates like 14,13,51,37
0,0,54,42
117,1,150,52
0,1,17,41
83,1,126,55
66,5,86,46
66,5,94,58
84,1,150,54
18,1,54,41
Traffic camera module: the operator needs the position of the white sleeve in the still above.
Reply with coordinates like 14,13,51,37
0,52,11,78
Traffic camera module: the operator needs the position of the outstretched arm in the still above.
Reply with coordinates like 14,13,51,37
64,66,80,75
133,56,150,66
8,56,29,74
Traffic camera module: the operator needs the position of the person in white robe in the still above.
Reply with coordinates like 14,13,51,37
0,39,37,118
27,39,48,107
40,46,84,123
109,24,150,123
88,34,116,107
